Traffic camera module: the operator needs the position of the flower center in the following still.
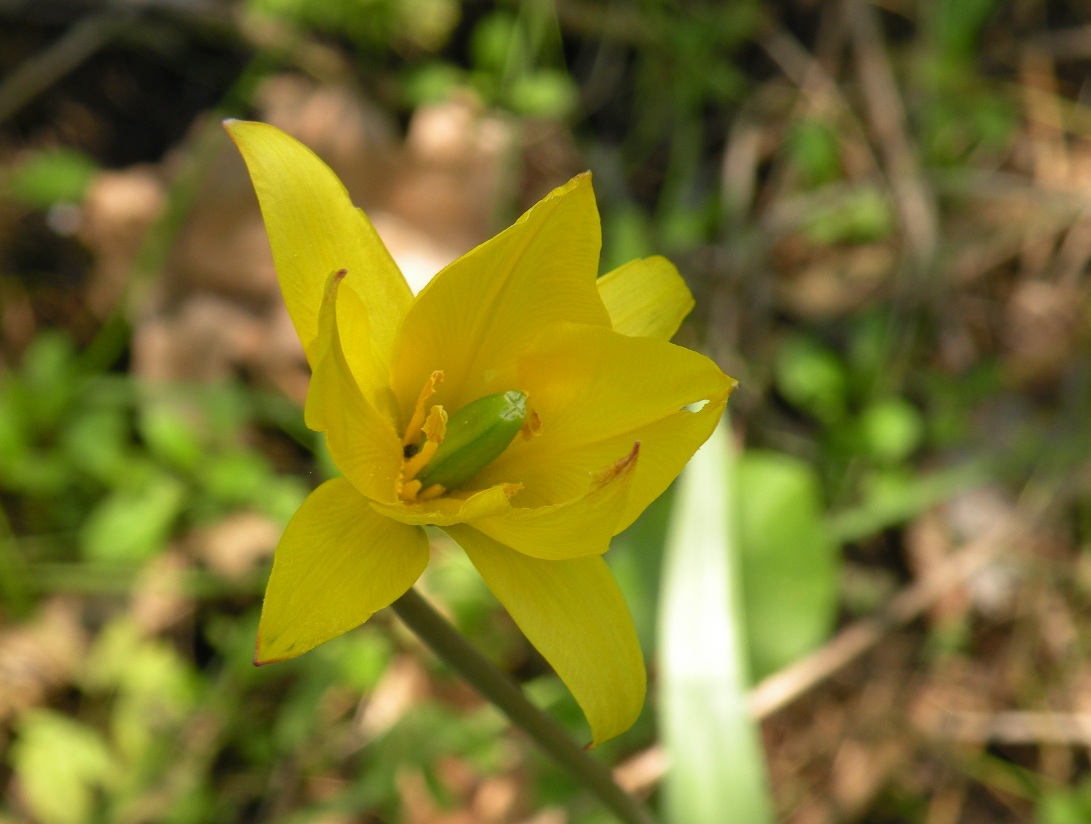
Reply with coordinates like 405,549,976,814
397,371,534,503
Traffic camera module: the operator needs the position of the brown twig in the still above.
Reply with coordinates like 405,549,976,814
842,0,939,269
0,14,129,125
927,711,1091,747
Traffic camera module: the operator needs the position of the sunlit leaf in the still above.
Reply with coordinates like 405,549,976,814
659,419,773,824
12,711,116,824
737,450,839,680
81,473,187,562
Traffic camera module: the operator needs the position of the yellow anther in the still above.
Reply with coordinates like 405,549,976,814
399,478,423,502
418,483,446,501
401,405,447,480
402,437,439,480
402,370,444,446
422,404,447,443
521,408,542,440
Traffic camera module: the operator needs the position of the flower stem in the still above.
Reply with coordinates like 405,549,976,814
390,587,659,824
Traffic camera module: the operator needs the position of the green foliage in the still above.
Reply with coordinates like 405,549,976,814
736,451,839,680
785,118,844,188
856,397,925,465
11,711,117,824
802,186,895,246
81,471,188,562
1038,778,1091,824
247,0,459,54
3,148,98,209
0,331,308,569
915,0,1014,165
775,334,850,424
773,321,929,501
600,202,655,274
405,6,578,119
922,0,1002,62
609,485,675,654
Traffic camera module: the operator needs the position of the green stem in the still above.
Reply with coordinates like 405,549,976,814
390,587,658,824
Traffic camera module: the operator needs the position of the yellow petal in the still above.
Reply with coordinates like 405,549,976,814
446,526,646,745
372,483,519,526
330,276,400,420
257,478,429,663
388,173,611,420
597,256,695,339
470,444,640,560
476,322,735,531
224,120,411,369
305,271,402,504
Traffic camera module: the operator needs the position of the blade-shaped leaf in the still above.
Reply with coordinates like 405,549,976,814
658,418,773,824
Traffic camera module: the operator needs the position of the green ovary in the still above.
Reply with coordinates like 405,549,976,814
416,390,527,490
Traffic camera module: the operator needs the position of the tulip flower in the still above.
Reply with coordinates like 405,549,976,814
225,120,735,744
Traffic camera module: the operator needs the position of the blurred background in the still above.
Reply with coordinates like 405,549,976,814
2,1,1091,822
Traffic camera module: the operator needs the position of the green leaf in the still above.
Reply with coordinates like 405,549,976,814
802,186,894,245
785,118,842,188
197,450,273,507
4,148,98,209
81,473,187,562
470,11,518,74
84,618,198,764
11,710,117,824
508,70,578,119
139,404,204,472
601,203,654,274
19,331,82,429
0,381,30,482
1038,776,1091,824
659,418,773,824
774,335,849,424
856,397,925,465
403,62,467,106
608,485,675,654
737,451,839,680
61,408,131,484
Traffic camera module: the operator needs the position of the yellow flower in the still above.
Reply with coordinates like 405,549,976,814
225,120,735,744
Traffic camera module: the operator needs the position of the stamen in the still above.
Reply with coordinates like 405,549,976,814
402,370,444,446
396,380,528,504
521,408,542,440
402,405,447,478
402,437,439,479
418,483,446,501
399,478,422,502
421,404,448,442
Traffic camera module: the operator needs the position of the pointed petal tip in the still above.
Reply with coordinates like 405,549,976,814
253,640,272,667
253,634,290,667
222,118,246,136
254,635,305,666
324,267,349,298
254,655,291,667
